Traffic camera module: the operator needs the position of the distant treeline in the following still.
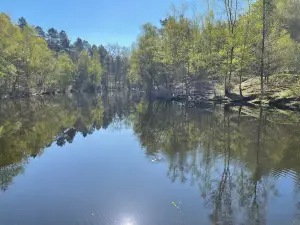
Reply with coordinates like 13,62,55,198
0,13,130,97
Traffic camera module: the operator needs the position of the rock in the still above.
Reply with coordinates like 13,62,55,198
210,96,229,103
250,99,261,104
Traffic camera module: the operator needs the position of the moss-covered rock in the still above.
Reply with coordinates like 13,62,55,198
232,74,300,110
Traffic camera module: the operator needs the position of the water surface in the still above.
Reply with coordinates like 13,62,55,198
1,93,300,225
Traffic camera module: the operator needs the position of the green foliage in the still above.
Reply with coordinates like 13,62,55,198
129,0,300,96
77,51,90,82
129,24,161,91
88,49,103,84
0,13,107,96
17,17,27,30
75,50,103,89
57,53,76,89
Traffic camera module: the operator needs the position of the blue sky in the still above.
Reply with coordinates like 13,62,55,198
1,0,190,47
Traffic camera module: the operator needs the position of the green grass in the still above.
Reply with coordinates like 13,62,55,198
232,74,300,100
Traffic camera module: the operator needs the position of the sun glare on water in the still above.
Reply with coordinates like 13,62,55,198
123,222,134,225
122,216,136,225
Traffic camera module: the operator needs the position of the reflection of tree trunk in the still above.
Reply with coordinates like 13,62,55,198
213,109,233,224
255,106,263,182
146,78,154,99
146,101,161,127
238,106,242,120
227,111,231,171
252,106,263,224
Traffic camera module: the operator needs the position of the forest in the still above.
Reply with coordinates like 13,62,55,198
0,13,130,97
1,0,300,107
129,0,300,105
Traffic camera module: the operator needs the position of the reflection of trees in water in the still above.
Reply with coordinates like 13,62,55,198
0,92,140,191
2,94,300,223
0,160,26,191
207,107,272,225
132,101,300,224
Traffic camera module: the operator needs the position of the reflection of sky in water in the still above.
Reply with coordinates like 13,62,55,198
0,117,300,225
121,216,136,225
268,177,298,225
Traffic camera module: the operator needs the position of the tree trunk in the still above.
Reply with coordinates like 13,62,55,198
260,0,266,99
12,74,20,93
224,74,228,96
229,46,234,85
239,57,244,97
239,74,243,97
186,61,190,96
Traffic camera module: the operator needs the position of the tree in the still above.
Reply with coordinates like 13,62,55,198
59,30,70,52
260,0,267,98
77,50,90,86
74,38,84,52
90,44,98,57
88,48,103,88
276,0,300,42
98,45,108,65
17,17,27,30
106,43,122,58
57,53,76,90
35,26,46,38
83,40,91,52
235,1,255,96
0,13,23,94
114,53,123,86
27,31,57,92
0,12,116,96
129,23,161,95
102,54,111,89
47,28,60,52
219,0,240,95
157,15,196,94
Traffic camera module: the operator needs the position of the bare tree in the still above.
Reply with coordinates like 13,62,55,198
223,0,239,95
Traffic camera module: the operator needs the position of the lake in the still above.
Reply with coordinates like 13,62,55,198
1,93,300,225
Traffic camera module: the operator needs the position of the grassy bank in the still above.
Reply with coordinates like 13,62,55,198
232,74,300,109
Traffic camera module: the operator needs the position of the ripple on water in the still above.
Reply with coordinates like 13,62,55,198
269,169,300,186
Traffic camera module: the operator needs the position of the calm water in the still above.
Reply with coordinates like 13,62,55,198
1,93,300,225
